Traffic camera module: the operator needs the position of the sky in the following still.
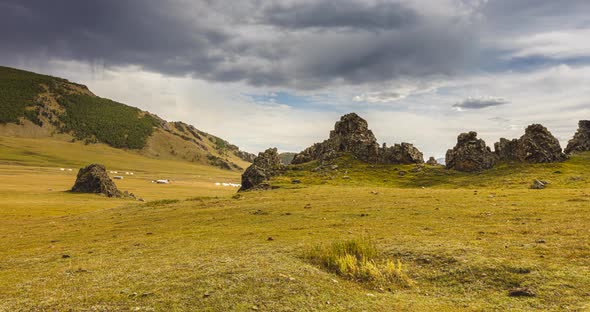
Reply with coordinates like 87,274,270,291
1,0,589,158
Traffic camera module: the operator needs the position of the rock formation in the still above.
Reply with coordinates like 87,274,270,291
565,120,590,154
291,113,424,165
516,124,567,163
494,138,519,161
445,132,497,172
380,143,424,164
426,157,439,166
71,164,122,197
239,148,284,191
292,113,380,164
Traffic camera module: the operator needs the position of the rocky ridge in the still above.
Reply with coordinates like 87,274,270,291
291,113,423,165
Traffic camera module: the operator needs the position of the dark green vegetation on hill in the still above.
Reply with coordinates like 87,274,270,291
0,66,58,124
58,94,158,149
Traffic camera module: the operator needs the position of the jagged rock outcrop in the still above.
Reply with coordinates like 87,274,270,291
380,143,424,164
239,148,284,191
446,132,497,172
494,124,567,163
565,120,590,154
292,113,380,164
516,124,567,163
291,113,423,165
494,138,519,161
71,164,122,197
426,157,439,166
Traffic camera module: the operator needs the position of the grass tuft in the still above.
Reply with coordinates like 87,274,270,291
305,239,414,288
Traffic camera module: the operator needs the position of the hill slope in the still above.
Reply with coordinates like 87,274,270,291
0,66,254,170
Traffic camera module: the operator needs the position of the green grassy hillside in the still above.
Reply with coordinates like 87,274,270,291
271,153,590,190
0,66,254,170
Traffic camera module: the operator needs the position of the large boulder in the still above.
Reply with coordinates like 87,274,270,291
380,142,424,164
516,124,567,163
239,148,284,191
494,138,519,161
446,132,497,172
292,113,380,164
565,120,590,154
71,164,122,197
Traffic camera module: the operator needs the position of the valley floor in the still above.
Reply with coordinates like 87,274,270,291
1,141,590,311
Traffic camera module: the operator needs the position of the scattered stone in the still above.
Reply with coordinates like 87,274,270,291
239,148,284,192
426,157,439,166
566,120,590,154
360,213,369,217
530,180,546,189
445,132,497,172
508,287,536,297
410,166,422,173
70,164,122,197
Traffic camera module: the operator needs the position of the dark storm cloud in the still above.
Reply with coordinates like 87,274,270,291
263,0,418,30
453,97,509,110
0,0,548,89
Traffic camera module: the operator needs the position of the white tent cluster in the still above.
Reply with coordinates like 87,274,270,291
109,170,134,175
215,182,241,188
59,168,73,172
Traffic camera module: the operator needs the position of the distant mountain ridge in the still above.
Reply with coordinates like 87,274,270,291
0,66,254,170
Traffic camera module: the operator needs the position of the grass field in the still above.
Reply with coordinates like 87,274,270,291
1,137,590,311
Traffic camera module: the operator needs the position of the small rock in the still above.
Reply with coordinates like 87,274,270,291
304,204,312,209
292,179,302,184
342,176,351,179
508,287,536,297
267,237,274,241
360,213,369,217
530,180,546,189
61,254,71,259
370,191,379,195
535,239,546,244
331,165,339,170
138,198,145,202
398,171,407,177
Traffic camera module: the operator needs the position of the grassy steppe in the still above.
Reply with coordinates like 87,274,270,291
1,138,589,311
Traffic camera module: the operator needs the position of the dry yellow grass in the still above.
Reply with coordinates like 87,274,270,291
1,137,590,311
